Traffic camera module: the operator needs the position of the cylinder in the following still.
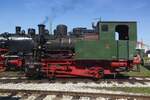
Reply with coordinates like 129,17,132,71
38,24,45,35
16,26,21,34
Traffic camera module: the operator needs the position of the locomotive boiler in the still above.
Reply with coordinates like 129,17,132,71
0,27,34,55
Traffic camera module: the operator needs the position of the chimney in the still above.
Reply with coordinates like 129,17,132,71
16,26,21,34
38,24,45,35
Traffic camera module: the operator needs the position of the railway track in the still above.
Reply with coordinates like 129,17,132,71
0,72,150,88
0,76,150,85
0,89,150,100
0,72,150,99
0,78,150,95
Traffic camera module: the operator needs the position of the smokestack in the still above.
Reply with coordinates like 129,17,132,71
16,26,21,34
38,24,45,35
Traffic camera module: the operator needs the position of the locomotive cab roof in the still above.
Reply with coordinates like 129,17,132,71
97,21,137,41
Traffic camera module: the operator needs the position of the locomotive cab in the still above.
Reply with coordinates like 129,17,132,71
75,21,137,60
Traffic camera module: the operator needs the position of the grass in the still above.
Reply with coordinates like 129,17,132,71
84,86,150,94
122,65,150,77
101,87,150,94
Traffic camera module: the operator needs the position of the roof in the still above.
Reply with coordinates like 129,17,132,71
99,21,137,23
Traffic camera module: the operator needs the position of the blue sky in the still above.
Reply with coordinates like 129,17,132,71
0,0,150,44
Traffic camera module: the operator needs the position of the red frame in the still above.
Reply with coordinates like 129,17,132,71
40,59,103,78
0,48,8,72
0,48,23,71
39,56,141,79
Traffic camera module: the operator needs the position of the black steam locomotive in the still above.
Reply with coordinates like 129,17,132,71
0,21,140,79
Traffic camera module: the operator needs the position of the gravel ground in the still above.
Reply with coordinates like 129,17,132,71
0,75,150,99
0,82,150,96
25,94,38,100
0,93,137,100
43,95,56,100
0,76,27,79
